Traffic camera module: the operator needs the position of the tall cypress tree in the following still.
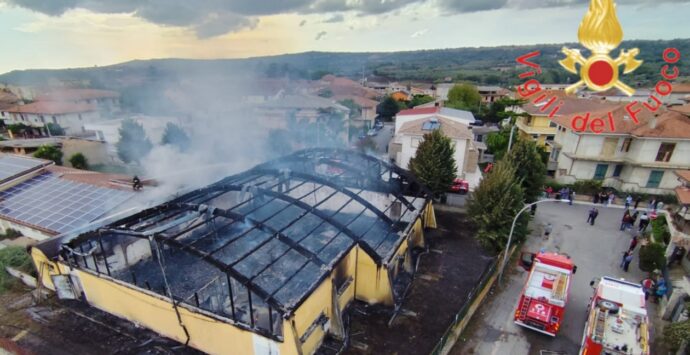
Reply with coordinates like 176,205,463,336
408,129,457,197
116,119,152,164
505,139,547,203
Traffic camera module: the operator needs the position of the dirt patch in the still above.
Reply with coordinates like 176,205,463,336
0,288,203,355
344,209,494,355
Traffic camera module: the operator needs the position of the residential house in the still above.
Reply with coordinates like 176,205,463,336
35,89,120,114
333,95,378,129
390,91,410,102
670,83,690,105
4,101,100,135
551,108,690,195
0,89,20,121
84,115,180,157
0,154,134,241
477,86,510,104
395,106,475,133
471,125,500,163
389,116,481,189
513,93,619,164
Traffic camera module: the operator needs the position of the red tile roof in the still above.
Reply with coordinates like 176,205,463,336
672,83,690,94
332,95,378,108
398,116,473,140
6,101,97,115
35,89,119,101
670,104,690,116
676,170,690,183
397,107,439,116
675,186,690,206
631,110,690,139
46,165,132,190
521,92,620,117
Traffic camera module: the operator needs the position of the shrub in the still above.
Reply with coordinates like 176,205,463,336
68,153,89,170
638,243,667,272
663,319,690,352
33,145,63,165
0,246,34,293
651,215,671,245
0,228,21,240
572,180,602,195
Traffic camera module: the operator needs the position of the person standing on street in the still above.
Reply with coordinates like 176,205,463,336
620,210,631,231
568,191,574,205
639,212,650,232
621,251,634,272
625,195,633,209
607,192,615,206
641,277,656,300
631,211,639,227
628,236,639,252
634,196,642,209
587,208,599,225
544,223,553,240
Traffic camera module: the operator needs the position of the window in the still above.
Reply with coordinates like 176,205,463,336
613,164,624,177
532,134,539,139
525,117,533,125
593,164,608,180
621,138,632,152
476,134,483,142
655,143,675,162
549,121,557,128
546,135,555,142
78,114,83,121
646,170,664,188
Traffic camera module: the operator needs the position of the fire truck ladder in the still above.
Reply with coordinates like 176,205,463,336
593,309,607,342
519,297,531,319
552,273,568,300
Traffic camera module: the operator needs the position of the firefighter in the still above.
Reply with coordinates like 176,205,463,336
132,175,143,191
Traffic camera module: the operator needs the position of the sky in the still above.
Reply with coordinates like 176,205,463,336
0,0,689,74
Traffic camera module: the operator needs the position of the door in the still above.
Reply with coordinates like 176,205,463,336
593,164,608,180
601,138,617,158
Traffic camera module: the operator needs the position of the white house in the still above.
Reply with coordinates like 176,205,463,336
84,115,180,156
551,108,690,195
389,116,482,190
34,89,120,114
394,106,475,133
4,101,101,135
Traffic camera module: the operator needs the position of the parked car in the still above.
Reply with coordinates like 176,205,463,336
374,121,384,130
367,129,378,137
471,120,484,126
449,178,469,194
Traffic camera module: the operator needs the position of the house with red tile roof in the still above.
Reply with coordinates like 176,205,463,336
394,106,475,133
551,107,690,194
389,115,482,190
4,101,100,135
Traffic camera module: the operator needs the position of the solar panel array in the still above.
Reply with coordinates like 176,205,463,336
0,155,46,182
0,173,133,234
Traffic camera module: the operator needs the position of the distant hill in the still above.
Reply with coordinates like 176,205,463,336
1,39,688,89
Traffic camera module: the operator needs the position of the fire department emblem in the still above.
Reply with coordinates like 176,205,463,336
559,0,642,96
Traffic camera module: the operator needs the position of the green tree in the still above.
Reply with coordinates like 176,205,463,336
68,153,89,170
33,145,63,165
408,94,435,108
638,243,666,272
482,97,526,124
504,139,547,203
116,119,152,164
338,99,362,119
446,84,481,112
408,129,457,197
486,126,518,160
161,122,191,152
377,96,402,120
467,161,528,253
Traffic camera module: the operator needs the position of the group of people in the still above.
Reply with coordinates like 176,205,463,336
619,209,651,232
543,186,574,205
641,274,668,303
593,190,615,205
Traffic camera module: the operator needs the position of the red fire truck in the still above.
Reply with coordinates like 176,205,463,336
579,277,650,355
514,251,576,336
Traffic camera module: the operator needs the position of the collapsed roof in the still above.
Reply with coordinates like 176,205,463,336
40,149,431,337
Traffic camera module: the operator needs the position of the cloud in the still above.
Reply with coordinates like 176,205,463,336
4,0,689,39
315,30,327,40
299,19,307,26
410,28,428,38
322,13,344,23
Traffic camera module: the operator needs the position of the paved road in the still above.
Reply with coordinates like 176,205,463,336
452,202,656,355
372,122,394,157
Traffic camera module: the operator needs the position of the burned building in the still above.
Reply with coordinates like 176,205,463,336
30,148,436,355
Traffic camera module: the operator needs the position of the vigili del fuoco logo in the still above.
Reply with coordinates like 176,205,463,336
514,0,682,134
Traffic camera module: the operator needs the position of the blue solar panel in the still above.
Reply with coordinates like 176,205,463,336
0,155,47,182
0,172,133,234
422,120,441,131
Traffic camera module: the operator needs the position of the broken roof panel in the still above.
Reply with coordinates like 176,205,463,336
51,149,431,322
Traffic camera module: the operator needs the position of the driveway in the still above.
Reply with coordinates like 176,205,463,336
452,202,656,355
372,123,394,156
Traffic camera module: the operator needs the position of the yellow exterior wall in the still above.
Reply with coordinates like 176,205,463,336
30,248,298,355
355,248,394,306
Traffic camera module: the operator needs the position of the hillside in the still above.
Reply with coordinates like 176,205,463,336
1,39,688,89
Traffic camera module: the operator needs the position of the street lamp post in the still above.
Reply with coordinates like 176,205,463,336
497,198,568,285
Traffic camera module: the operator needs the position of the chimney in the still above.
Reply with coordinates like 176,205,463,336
649,114,659,129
